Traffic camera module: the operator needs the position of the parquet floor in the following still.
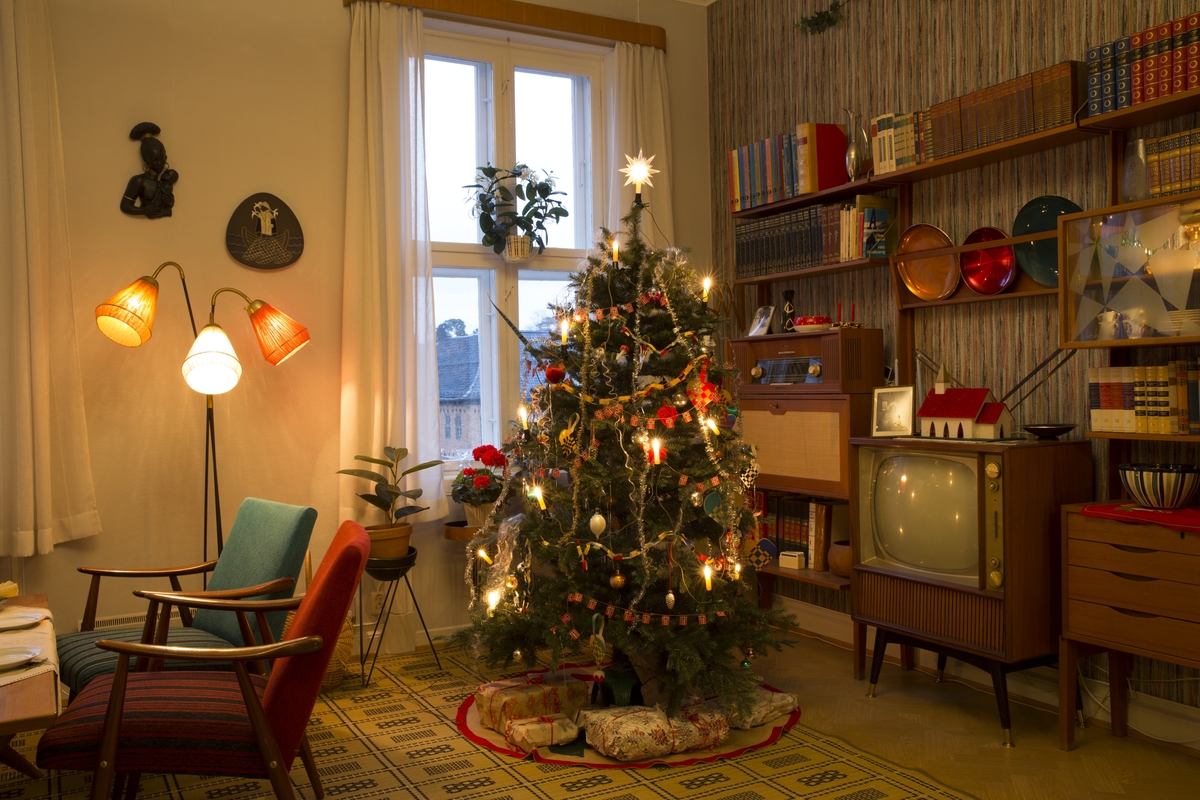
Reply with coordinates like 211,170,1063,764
756,632,1200,800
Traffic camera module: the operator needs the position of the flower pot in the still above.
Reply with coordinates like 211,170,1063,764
463,502,492,529
365,522,413,560
827,540,852,578
501,234,532,262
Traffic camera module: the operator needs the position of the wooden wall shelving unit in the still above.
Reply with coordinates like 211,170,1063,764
1077,86,1200,132
734,257,888,286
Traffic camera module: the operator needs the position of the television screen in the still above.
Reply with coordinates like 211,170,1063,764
872,454,978,574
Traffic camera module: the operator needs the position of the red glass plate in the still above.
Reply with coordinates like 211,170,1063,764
896,224,959,301
960,227,1015,295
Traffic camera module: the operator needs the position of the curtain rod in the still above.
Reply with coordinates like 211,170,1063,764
343,0,667,51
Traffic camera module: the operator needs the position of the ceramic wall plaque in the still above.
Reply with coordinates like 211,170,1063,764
226,192,303,269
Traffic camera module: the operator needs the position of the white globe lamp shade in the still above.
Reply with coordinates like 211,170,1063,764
182,323,242,395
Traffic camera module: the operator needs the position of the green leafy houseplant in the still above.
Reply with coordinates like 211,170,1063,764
467,164,569,255
337,446,443,524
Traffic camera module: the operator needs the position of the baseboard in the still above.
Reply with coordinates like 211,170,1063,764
775,597,1200,755
350,618,468,656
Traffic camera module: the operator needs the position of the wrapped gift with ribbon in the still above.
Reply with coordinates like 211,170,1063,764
504,713,579,753
475,674,590,733
579,701,730,761
707,686,797,730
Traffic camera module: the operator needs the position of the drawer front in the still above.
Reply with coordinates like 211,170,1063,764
1067,539,1200,586
1067,565,1200,624
1067,599,1200,663
1067,512,1200,557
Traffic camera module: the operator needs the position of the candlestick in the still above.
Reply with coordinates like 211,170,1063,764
560,318,569,346
837,300,841,324
651,438,662,464
517,403,529,430
612,237,619,265
851,302,855,324
703,564,713,591
477,548,493,565
533,485,547,510
701,277,711,303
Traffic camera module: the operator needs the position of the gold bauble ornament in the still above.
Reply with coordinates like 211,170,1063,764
665,589,676,609
610,571,626,589
505,575,519,590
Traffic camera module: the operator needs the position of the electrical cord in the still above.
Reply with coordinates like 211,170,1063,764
1077,665,1200,745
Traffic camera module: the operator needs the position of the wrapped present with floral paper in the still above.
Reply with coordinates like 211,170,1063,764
582,706,673,761
503,713,579,753
708,686,798,729
671,700,730,750
474,674,589,733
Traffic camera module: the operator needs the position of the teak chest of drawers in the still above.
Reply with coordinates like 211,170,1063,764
1058,505,1200,750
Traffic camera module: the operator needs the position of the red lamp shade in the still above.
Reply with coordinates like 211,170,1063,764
95,276,159,346
247,301,310,365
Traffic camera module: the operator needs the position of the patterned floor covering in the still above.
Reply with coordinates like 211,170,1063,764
0,648,975,800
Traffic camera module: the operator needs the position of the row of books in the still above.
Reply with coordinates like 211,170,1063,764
1147,126,1200,197
872,61,1085,174
734,196,895,278
1086,13,1200,118
726,123,846,212
1087,364,1200,435
750,493,834,574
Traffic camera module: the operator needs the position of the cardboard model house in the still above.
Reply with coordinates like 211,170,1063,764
916,365,1014,440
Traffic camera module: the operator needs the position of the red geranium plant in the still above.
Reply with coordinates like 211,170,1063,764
451,444,507,506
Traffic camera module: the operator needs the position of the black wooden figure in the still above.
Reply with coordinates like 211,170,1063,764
120,122,177,218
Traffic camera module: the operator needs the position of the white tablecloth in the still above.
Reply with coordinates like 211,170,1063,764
0,605,59,712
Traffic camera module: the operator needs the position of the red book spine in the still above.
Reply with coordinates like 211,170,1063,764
812,123,848,192
1189,13,1200,90
1173,16,1187,94
1144,25,1160,102
1131,31,1144,104
1159,22,1174,98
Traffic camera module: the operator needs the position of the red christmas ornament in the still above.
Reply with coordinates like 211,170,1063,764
687,365,717,410
656,406,678,428
545,364,566,384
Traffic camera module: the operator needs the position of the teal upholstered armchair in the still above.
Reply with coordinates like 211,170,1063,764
56,498,316,697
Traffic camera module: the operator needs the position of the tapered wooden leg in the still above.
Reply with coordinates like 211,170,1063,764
0,734,43,779
111,772,128,800
852,621,866,680
989,660,1014,747
90,653,131,800
299,733,324,799
867,628,888,697
757,572,774,610
1059,636,1079,751
233,663,295,800
899,645,915,671
122,771,141,800
936,652,948,683
1109,650,1129,738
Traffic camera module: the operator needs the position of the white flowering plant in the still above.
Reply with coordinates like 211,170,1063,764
466,164,569,255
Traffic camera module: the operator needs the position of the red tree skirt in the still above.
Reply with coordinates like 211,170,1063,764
456,677,802,769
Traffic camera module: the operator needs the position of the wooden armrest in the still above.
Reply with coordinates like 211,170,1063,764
95,635,322,662
137,591,303,613
133,576,294,601
78,560,218,578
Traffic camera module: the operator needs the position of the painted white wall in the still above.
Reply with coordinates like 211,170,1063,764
34,0,712,646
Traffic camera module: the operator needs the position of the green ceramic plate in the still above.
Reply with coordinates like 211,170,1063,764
1011,195,1082,288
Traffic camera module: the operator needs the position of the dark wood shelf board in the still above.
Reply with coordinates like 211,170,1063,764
731,178,891,220
758,558,851,590
879,123,1104,184
894,265,1057,311
1078,87,1200,131
1085,431,1200,443
734,258,889,285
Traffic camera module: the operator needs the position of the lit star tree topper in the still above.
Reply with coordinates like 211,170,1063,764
619,150,659,204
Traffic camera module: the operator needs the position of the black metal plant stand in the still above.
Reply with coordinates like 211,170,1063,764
357,547,441,687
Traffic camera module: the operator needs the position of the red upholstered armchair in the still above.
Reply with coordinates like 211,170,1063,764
37,520,370,800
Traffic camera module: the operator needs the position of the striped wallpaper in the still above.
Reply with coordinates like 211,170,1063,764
708,0,1200,709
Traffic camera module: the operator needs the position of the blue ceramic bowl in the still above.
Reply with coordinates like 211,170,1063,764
1118,463,1200,509
1011,195,1083,288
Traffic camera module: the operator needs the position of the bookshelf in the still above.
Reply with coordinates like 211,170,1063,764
1078,86,1200,132
734,257,888,286
1086,431,1200,443
732,177,892,220
758,559,850,590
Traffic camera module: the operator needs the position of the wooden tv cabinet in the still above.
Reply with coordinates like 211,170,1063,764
1058,505,1200,750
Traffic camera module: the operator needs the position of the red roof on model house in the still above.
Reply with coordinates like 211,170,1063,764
916,388,991,420
976,402,1008,425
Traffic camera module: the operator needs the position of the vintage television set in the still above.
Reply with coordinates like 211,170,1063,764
732,328,883,499
849,436,1093,744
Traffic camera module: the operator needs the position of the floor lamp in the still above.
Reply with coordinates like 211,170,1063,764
95,264,309,575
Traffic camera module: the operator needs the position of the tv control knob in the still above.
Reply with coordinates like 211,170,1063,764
751,365,764,379
808,363,821,377
989,558,999,568
985,462,1001,479
988,570,1004,588
989,481,999,492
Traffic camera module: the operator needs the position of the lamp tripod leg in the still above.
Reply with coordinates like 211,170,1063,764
208,396,224,555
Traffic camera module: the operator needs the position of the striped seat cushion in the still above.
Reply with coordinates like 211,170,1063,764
57,627,236,695
37,671,271,776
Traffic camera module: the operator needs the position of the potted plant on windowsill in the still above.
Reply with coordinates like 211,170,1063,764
467,164,569,261
338,446,443,559
451,444,507,529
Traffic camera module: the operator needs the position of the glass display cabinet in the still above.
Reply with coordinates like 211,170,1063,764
1059,191,1200,348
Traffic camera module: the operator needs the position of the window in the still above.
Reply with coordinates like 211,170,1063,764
424,21,607,466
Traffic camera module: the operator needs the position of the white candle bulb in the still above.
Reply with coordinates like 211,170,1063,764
702,277,712,302
703,564,713,591
651,438,662,464
533,485,547,510
477,548,492,565
560,318,569,346
517,404,529,430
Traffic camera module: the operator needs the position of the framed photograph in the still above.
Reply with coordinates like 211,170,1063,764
746,306,774,337
872,385,914,437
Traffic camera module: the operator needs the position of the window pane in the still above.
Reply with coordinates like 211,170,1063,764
515,70,583,249
434,275,483,459
518,271,574,394
426,58,486,244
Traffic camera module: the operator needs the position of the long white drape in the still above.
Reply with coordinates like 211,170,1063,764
340,2,446,526
0,0,101,556
605,41,675,247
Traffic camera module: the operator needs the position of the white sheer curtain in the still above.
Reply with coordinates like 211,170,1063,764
340,2,446,527
0,0,101,556
605,41,675,247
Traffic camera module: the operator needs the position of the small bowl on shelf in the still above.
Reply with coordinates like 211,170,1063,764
1118,463,1200,510
1022,424,1077,440
793,315,832,332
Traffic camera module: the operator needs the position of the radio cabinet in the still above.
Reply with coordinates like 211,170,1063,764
730,328,884,397
741,395,872,500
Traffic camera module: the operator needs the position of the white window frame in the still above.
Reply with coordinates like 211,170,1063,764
424,21,607,452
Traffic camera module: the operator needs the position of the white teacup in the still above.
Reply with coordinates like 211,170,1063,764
1097,310,1124,340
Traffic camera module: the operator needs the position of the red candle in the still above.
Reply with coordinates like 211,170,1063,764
851,302,856,323
837,301,841,323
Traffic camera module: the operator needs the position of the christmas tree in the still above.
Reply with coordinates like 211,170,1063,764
455,160,794,716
